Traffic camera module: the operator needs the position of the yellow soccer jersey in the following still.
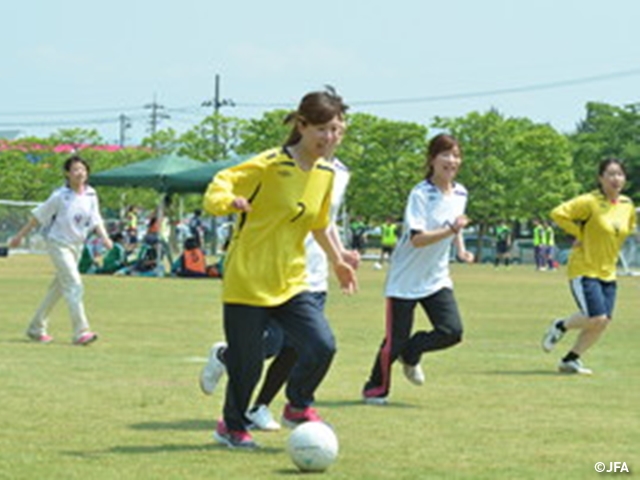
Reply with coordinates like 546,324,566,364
203,147,334,306
551,190,636,281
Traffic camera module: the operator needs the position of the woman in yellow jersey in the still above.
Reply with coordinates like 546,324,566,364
202,88,357,448
541,158,636,374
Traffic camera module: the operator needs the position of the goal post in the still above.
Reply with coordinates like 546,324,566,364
0,199,46,253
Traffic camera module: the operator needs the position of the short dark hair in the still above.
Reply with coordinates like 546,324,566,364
63,155,91,174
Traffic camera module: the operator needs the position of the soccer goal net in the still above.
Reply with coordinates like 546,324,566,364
0,199,46,253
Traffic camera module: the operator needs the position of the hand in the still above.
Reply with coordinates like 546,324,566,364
333,261,358,294
341,249,360,270
452,215,471,232
231,197,251,212
457,250,475,263
8,236,22,249
103,238,114,251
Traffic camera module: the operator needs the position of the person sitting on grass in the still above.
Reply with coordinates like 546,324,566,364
95,232,128,274
172,237,208,278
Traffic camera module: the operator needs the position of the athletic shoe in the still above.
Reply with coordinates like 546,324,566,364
362,389,388,405
281,403,322,429
401,361,425,386
213,420,258,449
26,332,54,344
246,404,281,431
558,359,593,375
541,319,565,352
199,342,227,395
73,331,98,346
373,262,383,270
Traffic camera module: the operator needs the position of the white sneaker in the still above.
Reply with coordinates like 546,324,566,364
199,342,227,395
402,362,425,386
541,319,565,352
558,359,592,375
246,404,281,431
373,262,383,270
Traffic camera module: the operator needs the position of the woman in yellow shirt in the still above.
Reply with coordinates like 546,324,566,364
541,158,636,374
203,87,357,448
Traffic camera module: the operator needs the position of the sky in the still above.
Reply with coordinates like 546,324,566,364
2,0,640,145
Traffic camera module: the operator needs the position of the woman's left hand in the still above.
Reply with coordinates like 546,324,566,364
333,261,358,294
458,250,475,263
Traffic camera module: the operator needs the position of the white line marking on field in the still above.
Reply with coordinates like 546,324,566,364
183,356,207,363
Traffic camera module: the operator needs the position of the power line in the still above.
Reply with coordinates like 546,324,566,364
1,67,639,130
233,67,640,108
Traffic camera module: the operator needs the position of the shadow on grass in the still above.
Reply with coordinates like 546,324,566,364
315,399,420,409
63,442,282,457
129,418,216,432
480,369,564,376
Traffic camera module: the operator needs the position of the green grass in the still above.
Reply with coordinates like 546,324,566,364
0,255,638,479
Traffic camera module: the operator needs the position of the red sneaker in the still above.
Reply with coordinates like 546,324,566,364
213,420,258,449
281,403,323,429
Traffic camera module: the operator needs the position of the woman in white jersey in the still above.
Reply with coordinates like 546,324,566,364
199,119,358,431
9,156,113,345
362,134,473,404
541,158,636,374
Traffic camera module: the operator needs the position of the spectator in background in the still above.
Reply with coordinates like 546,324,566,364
532,218,546,271
494,219,512,269
374,217,399,270
349,216,367,254
542,220,557,270
124,205,139,251
96,232,128,274
188,209,206,248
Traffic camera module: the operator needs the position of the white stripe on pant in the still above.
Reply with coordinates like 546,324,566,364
27,239,90,340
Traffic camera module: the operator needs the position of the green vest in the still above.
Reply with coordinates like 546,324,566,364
533,225,545,246
381,223,398,246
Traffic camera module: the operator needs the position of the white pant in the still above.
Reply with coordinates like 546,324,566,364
27,240,90,340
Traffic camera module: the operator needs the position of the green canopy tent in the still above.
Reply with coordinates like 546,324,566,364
90,153,204,192
163,154,252,194
90,153,204,275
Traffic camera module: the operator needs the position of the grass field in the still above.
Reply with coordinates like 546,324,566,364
0,255,638,480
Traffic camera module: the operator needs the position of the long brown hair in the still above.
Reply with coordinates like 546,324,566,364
425,134,461,179
283,86,348,147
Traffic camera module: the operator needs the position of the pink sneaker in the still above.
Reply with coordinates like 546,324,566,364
26,332,54,344
74,331,98,346
213,420,258,449
281,403,323,429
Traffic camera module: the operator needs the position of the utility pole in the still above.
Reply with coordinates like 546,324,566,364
201,74,234,160
144,95,170,147
118,114,131,147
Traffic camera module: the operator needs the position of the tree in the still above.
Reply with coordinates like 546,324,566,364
338,113,428,222
570,102,640,202
179,114,247,161
433,110,577,259
237,109,291,155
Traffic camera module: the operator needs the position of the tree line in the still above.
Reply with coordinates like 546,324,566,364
1,101,638,237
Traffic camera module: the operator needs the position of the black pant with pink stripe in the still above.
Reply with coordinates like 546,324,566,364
363,288,463,397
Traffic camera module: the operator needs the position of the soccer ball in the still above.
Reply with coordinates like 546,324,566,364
287,422,339,472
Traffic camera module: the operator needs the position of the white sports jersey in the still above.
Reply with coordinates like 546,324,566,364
32,185,104,247
385,180,468,299
304,158,350,292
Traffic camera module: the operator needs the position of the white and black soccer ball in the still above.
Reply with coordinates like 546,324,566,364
287,422,339,472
